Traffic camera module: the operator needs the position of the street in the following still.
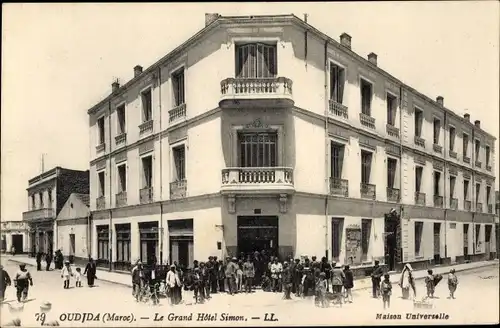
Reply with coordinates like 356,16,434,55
1,258,498,326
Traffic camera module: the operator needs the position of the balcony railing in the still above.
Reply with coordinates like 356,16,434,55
433,195,443,208
96,143,105,153
359,113,375,129
169,103,187,123
170,180,187,200
219,77,294,109
414,136,425,148
488,204,493,214
475,160,482,168
433,144,442,154
140,187,153,204
116,191,127,207
386,124,399,138
96,196,106,210
449,150,457,159
22,208,54,222
329,100,348,119
139,120,153,135
387,188,400,202
221,167,294,195
329,178,348,197
486,164,492,172
115,133,127,146
464,200,471,211
450,198,458,210
360,183,376,200
476,202,483,213
463,156,470,164
415,192,426,205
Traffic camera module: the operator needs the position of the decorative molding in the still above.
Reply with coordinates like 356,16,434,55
433,160,444,171
139,140,154,155
413,155,426,166
385,144,400,157
279,194,288,213
448,166,458,176
463,172,471,180
96,159,106,171
115,151,127,164
245,118,269,129
358,134,377,150
228,195,236,214
330,125,350,141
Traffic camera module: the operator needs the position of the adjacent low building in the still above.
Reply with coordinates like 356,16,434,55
1,221,28,254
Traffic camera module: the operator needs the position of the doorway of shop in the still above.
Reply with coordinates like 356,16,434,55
237,216,278,258
433,222,442,264
384,213,399,272
12,235,23,254
139,222,159,266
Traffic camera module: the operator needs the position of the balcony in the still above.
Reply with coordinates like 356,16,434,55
476,203,483,213
140,187,153,204
115,133,127,146
449,150,457,159
414,136,425,148
170,180,187,200
96,143,105,153
386,124,399,138
22,208,54,222
169,103,187,123
475,160,482,168
96,196,106,210
139,120,153,135
463,156,470,164
116,191,127,207
433,195,443,208
486,164,492,172
221,167,294,195
464,200,471,211
329,178,348,197
359,113,375,129
415,192,426,206
219,77,293,109
329,100,348,119
433,144,442,154
488,204,493,214
360,183,376,200
387,188,400,202
450,198,458,210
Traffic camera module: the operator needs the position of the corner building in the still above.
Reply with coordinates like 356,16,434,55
87,14,497,273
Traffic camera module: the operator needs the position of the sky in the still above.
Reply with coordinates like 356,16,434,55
2,2,499,221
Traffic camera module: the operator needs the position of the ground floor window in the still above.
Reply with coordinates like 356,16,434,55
168,219,193,269
331,218,344,261
475,224,481,252
97,225,109,265
361,219,372,261
139,222,158,265
115,223,131,271
414,221,424,257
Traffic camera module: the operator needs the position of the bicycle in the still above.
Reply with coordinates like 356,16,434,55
138,283,160,305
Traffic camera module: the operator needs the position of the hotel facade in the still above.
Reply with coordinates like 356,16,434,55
87,14,497,272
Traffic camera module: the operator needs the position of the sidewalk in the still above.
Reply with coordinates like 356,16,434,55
4,254,498,291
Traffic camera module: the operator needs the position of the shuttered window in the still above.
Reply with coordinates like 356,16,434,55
235,43,277,78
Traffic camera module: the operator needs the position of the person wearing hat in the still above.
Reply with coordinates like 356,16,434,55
281,261,293,300
216,259,226,293
315,272,328,307
131,260,144,301
207,256,218,294
61,261,73,289
166,264,182,305
447,268,458,299
370,260,383,298
192,267,204,304
343,264,354,303
270,257,283,293
14,264,33,302
242,255,255,293
1,264,12,302
83,258,97,287
40,301,60,326
292,258,303,296
224,257,238,295
330,262,345,304
301,266,315,298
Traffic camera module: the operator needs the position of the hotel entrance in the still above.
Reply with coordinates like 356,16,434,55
237,216,278,257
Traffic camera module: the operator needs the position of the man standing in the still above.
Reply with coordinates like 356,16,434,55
270,257,283,293
225,257,238,295
208,257,218,294
166,265,182,305
45,251,53,271
217,259,225,293
282,261,293,300
14,264,33,302
0,264,12,302
36,252,43,271
242,255,255,293
131,260,144,302
371,260,384,298
83,258,97,287
292,258,303,296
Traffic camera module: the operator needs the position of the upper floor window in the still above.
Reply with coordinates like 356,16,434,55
464,179,470,201
449,175,456,203
475,183,481,205
386,93,397,126
172,68,185,107
141,156,153,188
141,89,152,122
360,79,372,116
238,132,277,168
117,105,126,135
387,158,397,189
39,192,44,208
31,194,35,210
414,108,423,137
449,126,456,151
330,64,345,104
485,146,491,165
462,133,469,157
475,139,481,159
360,150,372,184
433,118,441,144
117,164,127,192
235,43,277,79
48,190,52,207
173,145,186,181
98,171,105,197
97,117,105,145
486,186,491,206
415,166,423,193
433,171,441,196
331,143,345,179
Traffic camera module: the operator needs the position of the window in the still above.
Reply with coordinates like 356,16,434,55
97,225,109,262
141,156,153,188
433,171,441,196
475,140,480,159
39,192,44,208
449,176,456,204
235,43,277,78
415,166,423,193
97,117,105,145
361,151,372,184
172,68,185,107
361,219,372,260
449,126,456,151
475,183,481,205
475,224,480,251
69,234,75,256
386,93,397,126
433,118,441,144
462,133,469,157
414,108,423,137
414,221,424,256
115,224,131,263
117,164,126,192
31,194,35,210
331,218,344,261
141,89,152,122
98,171,105,197
486,186,491,206
117,105,126,134
464,180,470,200
387,158,397,189
486,146,490,166
48,190,52,207
360,79,372,116
173,146,186,181
330,64,345,104
238,132,277,168
485,225,492,243
331,143,345,179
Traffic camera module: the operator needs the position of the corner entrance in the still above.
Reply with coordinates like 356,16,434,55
237,216,278,257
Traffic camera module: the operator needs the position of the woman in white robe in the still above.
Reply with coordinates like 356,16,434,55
398,263,416,299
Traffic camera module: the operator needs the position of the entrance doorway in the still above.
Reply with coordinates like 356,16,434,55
237,216,278,258
38,232,44,253
485,225,492,260
463,224,469,262
12,235,23,254
139,222,159,266
384,213,399,271
1,235,6,252
168,219,194,269
433,223,441,264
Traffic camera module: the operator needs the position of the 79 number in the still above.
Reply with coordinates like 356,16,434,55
34,313,46,325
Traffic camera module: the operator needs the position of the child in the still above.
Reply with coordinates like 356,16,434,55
424,269,435,298
343,265,354,303
61,261,73,289
447,269,458,299
315,272,328,308
75,267,82,287
380,273,392,310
